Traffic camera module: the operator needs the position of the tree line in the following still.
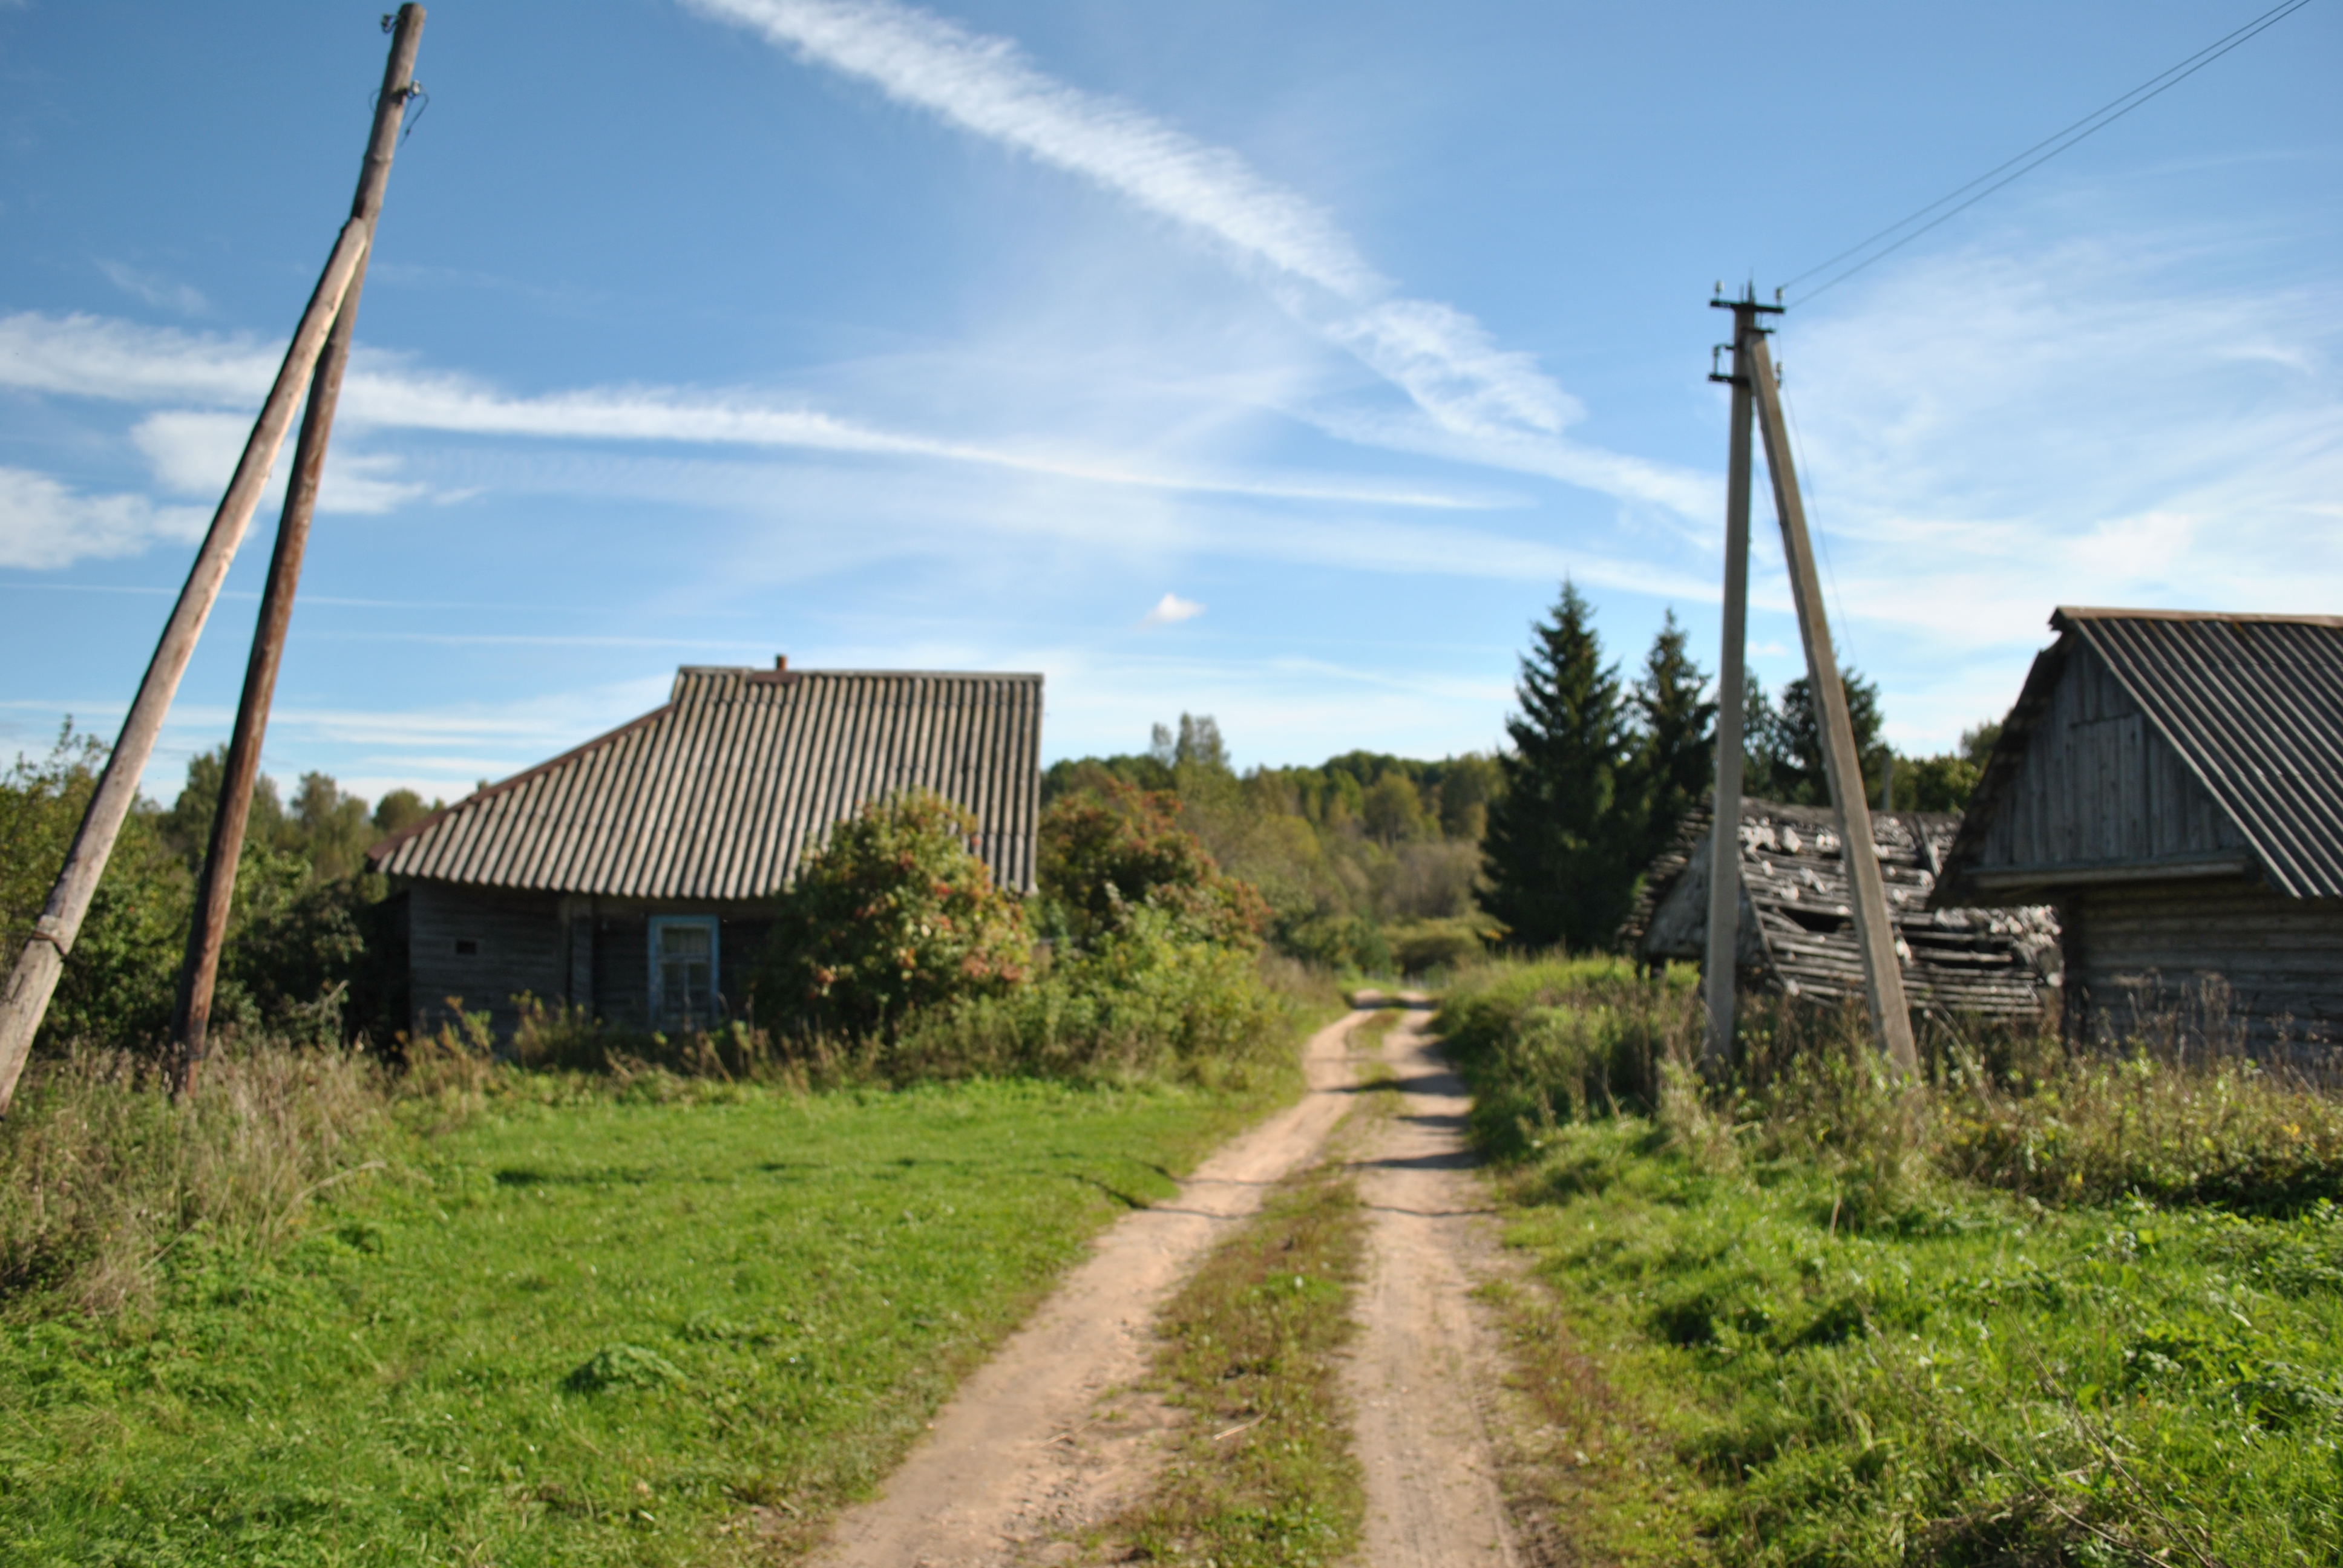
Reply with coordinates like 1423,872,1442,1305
1481,580,1999,952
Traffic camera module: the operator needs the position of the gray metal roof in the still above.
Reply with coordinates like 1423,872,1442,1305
371,667,1043,898
1940,609,2343,901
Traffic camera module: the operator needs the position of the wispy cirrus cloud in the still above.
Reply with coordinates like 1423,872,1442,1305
0,310,1498,512
95,260,208,316
683,0,1709,512
0,466,205,569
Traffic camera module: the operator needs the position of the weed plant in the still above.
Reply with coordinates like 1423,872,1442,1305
1444,955,2343,1566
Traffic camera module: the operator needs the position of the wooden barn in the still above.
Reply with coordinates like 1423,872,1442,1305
1932,607,2343,1054
369,662,1043,1040
1622,799,2060,1020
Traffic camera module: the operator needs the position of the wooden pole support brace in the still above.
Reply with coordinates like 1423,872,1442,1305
171,4,427,1096
1742,332,1919,1079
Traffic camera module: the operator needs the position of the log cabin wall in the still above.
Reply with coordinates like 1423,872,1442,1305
2065,879,2343,1059
407,882,563,1041
1977,642,2250,877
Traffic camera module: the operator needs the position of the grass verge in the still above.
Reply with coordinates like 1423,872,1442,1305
1443,956,2343,1567
1104,1161,1371,1567
1489,1120,2343,1565
0,1074,1289,1566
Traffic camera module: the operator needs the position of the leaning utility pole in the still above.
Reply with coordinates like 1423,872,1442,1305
1699,288,1772,1072
172,5,428,1096
0,9,425,1116
1743,328,1918,1077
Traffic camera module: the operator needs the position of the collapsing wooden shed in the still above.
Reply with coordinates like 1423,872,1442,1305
1622,799,2060,1019
1933,608,2343,1056
369,662,1043,1040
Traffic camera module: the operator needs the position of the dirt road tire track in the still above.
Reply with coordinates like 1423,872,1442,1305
1344,1006,1523,1566
802,1008,1374,1568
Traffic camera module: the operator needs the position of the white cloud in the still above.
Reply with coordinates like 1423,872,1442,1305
129,410,432,515
1773,230,2343,658
684,0,1691,501
0,466,207,569
1140,591,1205,626
96,260,208,316
0,311,1498,511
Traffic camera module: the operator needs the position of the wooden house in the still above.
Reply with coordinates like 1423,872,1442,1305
1622,799,2059,1020
369,662,1043,1040
1932,608,2343,1054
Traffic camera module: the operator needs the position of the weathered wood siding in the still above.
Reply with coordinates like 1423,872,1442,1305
1979,643,2250,874
408,883,563,1041
2066,879,2343,1055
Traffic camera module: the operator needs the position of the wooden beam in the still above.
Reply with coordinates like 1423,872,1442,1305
0,218,372,1116
173,4,427,1093
1743,332,1919,1077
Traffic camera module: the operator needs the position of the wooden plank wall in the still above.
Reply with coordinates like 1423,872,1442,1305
1981,644,2249,872
2068,878,2343,1059
408,883,565,1042
406,882,791,1039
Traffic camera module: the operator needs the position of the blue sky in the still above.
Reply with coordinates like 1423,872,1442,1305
2,0,2336,805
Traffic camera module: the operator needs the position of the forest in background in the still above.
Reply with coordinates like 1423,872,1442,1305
2,581,2005,1054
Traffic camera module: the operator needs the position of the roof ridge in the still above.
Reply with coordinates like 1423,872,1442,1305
2057,605,2343,630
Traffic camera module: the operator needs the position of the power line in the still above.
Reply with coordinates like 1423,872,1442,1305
1781,0,2313,307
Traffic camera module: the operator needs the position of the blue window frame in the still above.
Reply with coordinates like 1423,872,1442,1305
647,915,720,1028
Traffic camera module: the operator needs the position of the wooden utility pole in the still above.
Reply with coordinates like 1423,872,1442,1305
0,13,421,1116
1743,330,1918,1077
0,238,373,1118
1700,289,1773,1072
174,5,427,1094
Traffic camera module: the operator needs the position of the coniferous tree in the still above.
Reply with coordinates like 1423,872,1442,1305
1771,668,1883,806
1620,610,1716,869
1481,581,1633,951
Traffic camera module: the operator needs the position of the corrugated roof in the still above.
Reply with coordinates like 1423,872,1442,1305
2055,609,2343,899
1938,609,2343,901
370,667,1043,898
1627,798,2059,1019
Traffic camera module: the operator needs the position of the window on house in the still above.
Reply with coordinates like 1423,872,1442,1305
454,938,479,956
648,916,719,1028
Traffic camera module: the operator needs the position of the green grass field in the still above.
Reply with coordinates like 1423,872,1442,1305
0,1076,1284,1566
1487,1114,2343,1566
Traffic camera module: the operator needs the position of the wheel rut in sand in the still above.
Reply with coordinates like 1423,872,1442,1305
802,1008,1372,1568
1344,1004,1523,1567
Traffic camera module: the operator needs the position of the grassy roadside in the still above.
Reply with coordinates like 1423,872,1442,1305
0,1073,1298,1566
1442,958,2343,1567
1103,1161,1373,1567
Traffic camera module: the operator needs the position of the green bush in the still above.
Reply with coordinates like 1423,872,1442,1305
1384,914,1500,977
1435,956,1697,1157
755,790,1032,1039
892,906,1296,1088
1038,780,1270,950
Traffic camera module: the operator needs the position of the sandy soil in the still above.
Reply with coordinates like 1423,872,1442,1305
1342,1005,1522,1566
801,1007,1374,1568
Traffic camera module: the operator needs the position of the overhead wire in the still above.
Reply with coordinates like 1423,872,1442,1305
1780,0,2313,307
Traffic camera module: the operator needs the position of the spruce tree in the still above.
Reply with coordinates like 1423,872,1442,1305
1771,668,1883,806
1481,581,1632,951
1621,610,1716,869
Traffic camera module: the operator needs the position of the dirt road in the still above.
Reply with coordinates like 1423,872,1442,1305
1344,1005,1522,1566
804,1007,1373,1568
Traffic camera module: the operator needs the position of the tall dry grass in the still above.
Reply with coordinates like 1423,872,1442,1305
1438,956,2343,1218
0,1043,389,1313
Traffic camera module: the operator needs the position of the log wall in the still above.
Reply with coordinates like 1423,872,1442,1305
2065,878,2343,1056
